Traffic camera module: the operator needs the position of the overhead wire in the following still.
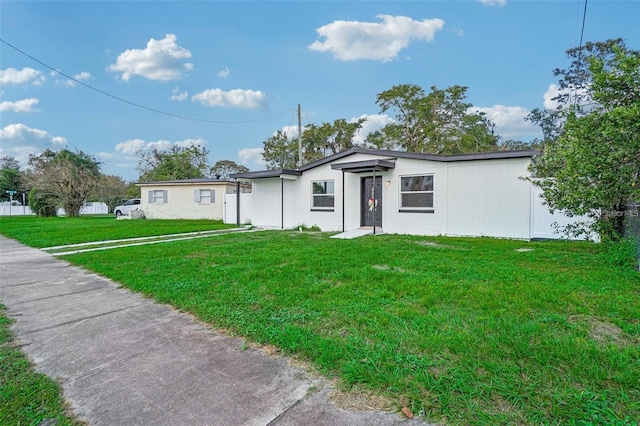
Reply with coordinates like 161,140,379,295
0,37,295,124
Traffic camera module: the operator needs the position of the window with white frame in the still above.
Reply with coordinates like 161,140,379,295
148,190,168,204
400,175,434,212
194,189,214,204
311,180,334,210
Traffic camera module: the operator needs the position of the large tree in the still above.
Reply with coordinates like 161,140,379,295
375,84,499,154
137,145,209,181
261,119,366,169
530,39,640,240
210,160,249,180
27,149,101,217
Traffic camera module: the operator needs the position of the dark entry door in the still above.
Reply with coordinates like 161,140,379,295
361,176,382,227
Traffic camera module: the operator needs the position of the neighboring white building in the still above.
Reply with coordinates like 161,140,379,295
136,179,251,220
230,147,589,240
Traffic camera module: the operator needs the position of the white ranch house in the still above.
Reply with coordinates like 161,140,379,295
229,148,587,240
136,179,250,220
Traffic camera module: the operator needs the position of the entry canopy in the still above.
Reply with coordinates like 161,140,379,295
330,158,397,173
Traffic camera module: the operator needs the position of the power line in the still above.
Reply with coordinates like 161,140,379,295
0,38,294,124
579,0,588,49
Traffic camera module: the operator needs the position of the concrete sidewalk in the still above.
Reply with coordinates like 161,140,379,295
0,236,426,426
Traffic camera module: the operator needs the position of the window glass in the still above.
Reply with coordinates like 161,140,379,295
400,175,434,210
312,180,335,209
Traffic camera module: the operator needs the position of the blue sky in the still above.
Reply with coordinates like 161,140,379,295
1,0,639,181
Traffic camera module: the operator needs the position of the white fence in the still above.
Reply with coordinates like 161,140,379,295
0,202,109,216
223,193,253,225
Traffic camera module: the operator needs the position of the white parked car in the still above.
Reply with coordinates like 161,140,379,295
114,198,141,217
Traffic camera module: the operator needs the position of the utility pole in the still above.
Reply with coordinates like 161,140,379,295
297,104,303,168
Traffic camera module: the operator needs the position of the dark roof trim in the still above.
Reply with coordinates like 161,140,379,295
231,169,302,179
230,148,538,180
136,178,244,186
331,158,397,173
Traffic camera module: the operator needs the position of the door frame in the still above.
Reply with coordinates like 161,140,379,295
360,175,382,228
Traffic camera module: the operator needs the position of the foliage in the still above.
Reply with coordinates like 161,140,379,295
0,307,82,426
299,118,367,163
125,181,141,199
0,155,26,203
94,175,129,213
262,118,366,169
27,187,58,217
210,159,249,180
499,139,542,151
530,39,640,240
375,84,499,154
6,226,633,425
137,144,209,181
26,149,101,217
262,130,299,169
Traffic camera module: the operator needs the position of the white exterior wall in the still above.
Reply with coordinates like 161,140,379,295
530,185,596,240
249,178,286,228
446,158,531,239
382,158,449,236
141,183,234,220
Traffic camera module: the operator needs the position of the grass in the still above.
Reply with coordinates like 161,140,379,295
0,306,83,426
1,217,639,424
0,215,236,248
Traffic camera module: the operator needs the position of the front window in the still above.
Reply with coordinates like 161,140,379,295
194,189,214,204
400,175,433,212
311,180,334,210
148,190,168,204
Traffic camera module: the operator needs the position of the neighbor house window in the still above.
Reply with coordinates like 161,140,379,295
194,189,214,204
148,190,168,204
400,175,434,212
311,180,334,210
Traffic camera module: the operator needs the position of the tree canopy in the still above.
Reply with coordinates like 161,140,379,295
0,155,26,203
530,39,640,240
375,84,499,154
137,145,210,182
26,149,101,217
210,160,249,180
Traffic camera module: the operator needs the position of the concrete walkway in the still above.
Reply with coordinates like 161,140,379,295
0,236,426,426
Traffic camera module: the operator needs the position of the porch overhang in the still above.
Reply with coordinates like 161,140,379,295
330,158,396,173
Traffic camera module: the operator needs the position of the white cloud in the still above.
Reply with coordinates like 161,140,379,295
350,114,395,144
238,147,265,168
115,138,146,155
0,123,67,166
0,98,39,113
0,67,45,85
308,15,445,62
471,105,539,139
108,34,193,82
52,71,93,87
543,84,561,110
115,137,206,156
170,87,189,101
192,88,267,109
477,0,507,6
95,151,115,160
217,66,230,79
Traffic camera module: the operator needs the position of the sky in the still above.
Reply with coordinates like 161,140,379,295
1,0,639,181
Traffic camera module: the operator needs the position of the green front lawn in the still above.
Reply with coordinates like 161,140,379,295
1,217,638,424
0,215,236,248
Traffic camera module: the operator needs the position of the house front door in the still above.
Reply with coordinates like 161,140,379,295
361,176,382,227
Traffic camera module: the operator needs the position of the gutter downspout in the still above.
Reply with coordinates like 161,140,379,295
236,181,241,226
373,167,377,236
341,170,345,232
281,177,284,230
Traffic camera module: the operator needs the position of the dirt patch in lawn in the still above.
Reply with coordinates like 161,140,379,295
569,315,635,346
329,387,393,411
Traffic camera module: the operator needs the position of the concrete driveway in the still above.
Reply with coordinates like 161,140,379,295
0,236,427,425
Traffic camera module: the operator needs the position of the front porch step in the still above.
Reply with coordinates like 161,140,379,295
330,227,384,239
